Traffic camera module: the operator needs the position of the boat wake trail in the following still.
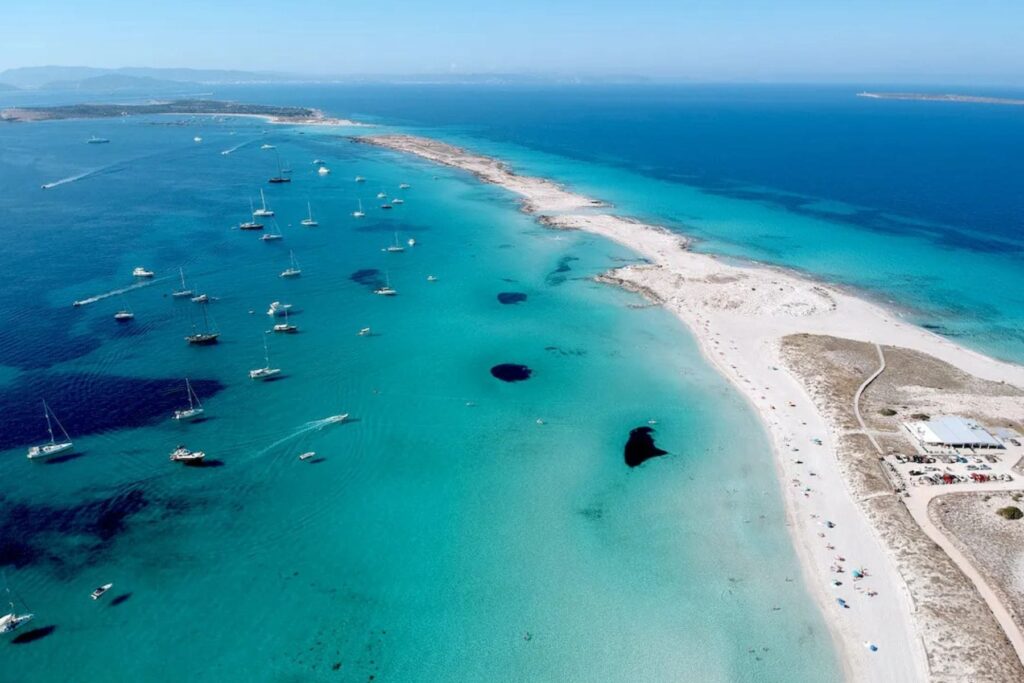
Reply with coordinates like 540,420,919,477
72,276,172,307
41,162,125,190
255,413,350,456
220,138,259,156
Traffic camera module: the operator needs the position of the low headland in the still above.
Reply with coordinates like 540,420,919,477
359,133,1024,682
0,98,364,125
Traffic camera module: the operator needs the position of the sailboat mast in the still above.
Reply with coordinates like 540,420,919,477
185,378,194,410
42,400,55,444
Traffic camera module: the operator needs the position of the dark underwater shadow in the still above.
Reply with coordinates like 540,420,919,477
12,625,56,644
43,451,86,466
109,592,132,607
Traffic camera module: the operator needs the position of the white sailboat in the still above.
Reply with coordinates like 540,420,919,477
173,378,205,421
253,189,274,217
114,297,134,322
374,271,397,296
172,267,193,298
300,201,319,227
261,220,284,242
249,335,282,380
1,586,32,635
385,233,405,253
352,199,365,218
280,251,301,278
27,400,74,459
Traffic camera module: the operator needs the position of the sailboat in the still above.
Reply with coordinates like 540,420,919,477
173,378,205,421
280,251,302,278
261,220,284,242
114,295,134,321
253,189,274,217
27,400,74,459
1,586,33,635
352,199,365,218
240,199,264,230
385,233,405,253
272,309,298,333
249,335,282,380
374,272,397,296
300,201,319,227
185,302,219,345
269,153,291,184
172,267,194,297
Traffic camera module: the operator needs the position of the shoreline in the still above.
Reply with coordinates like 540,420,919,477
358,133,1024,681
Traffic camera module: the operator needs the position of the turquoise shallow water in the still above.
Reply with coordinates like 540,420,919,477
0,115,838,680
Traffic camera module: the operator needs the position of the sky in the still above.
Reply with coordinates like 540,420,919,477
2,0,1023,83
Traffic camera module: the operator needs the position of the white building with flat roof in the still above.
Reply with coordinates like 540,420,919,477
903,415,1004,449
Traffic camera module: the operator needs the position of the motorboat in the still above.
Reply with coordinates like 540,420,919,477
267,301,292,317
299,451,316,461
169,445,206,462
132,267,154,278
91,584,113,600
317,166,330,175
114,310,134,322
358,327,372,336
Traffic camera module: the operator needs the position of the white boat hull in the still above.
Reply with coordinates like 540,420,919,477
27,441,73,459
173,408,204,421
0,613,33,634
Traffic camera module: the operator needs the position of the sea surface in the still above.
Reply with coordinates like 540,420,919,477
2,83,1020,681
0,95,839,681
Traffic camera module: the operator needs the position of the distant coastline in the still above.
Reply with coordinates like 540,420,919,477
858,91,1024,106
0,99,364,126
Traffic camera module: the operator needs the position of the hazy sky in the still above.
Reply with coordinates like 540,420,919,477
2,0,1022,82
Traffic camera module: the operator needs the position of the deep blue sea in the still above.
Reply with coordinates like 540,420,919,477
1,83,1021,681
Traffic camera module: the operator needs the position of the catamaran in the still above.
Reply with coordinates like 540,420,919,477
249,335,282,380
300,201,319,227
253,189,274,217
272,309,298,333
261,220,284,242
374,272,397,296
385,233,405,253
169,444,206,462
132,266,154,278
172,267,193,298
27,400,74,460
352,199,365,218
173,378,205,421
185,302,219,345
280,251,302,278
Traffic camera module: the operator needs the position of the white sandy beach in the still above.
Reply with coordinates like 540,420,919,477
360,134,1024,681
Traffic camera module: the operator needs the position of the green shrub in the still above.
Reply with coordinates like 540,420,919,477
996,506,1023,520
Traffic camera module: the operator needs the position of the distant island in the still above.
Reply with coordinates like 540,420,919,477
858,91,1024,106
0,99,361,125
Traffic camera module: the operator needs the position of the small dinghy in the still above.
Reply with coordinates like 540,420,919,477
91,583,113,600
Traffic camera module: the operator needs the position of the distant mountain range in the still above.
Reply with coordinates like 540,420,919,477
0,66,289,90
0,65,657,92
